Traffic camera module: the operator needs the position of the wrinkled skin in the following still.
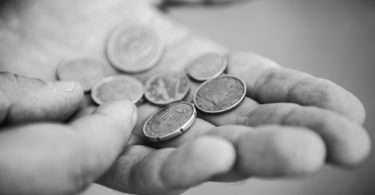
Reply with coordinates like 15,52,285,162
0,0,370,195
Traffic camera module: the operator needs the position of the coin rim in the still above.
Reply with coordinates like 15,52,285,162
193,75,247,113
143,101,197,142
106,24,164,73
56,55,105,92
186,53,228,82
91,75,145,105
144,73,191,106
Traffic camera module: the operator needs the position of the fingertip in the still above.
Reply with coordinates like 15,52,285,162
331,125,371,168
348,95,366,124
237,127,326,177
160,136,235,189
271,129,326,176
93,100,137,128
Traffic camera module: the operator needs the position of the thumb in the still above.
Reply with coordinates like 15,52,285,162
0,101,137,195
0,72,84,124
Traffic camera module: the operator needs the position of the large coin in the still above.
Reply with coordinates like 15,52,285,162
186,53,228,82
56,56,105,92
91,75,144,105
144,73,190,106
194,75,246,113
143,101,196,142
106,24,163,73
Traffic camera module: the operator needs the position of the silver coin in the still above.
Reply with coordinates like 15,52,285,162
56,56,105,92
143,101,196,142
186,53,228,82
144,73,190,106
106,24,163,73
91,75,144,105
194,75,246,113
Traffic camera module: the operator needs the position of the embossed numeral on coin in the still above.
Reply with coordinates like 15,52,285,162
143,101,196,142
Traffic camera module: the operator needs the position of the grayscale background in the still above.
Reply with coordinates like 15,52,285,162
83,0,375,194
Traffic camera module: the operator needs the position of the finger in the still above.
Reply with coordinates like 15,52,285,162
0,100,136,195
70,100,137,174
99,136,235,195
129,103,326,182
227,52,366,123
206,125,325,180
0,72,84,124
200,99,371,168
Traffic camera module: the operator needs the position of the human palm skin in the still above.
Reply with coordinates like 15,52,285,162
0,0,370,195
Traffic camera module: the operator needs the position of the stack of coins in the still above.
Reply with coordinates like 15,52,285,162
56,23,246,143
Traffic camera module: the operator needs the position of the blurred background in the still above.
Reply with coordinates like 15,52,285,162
84,0,375,194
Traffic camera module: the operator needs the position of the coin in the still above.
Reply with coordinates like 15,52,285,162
143,101,196,142
56,56,105,92
186,53,228,82
106,24,163,73
194,75,246,113
144,73,190,106
91,75,144,105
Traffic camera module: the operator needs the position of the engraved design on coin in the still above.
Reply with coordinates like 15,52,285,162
144,73,191,105
143,101,196,142
106,24,163,73
194,75,246,113
186,53,228,81
56,56,105,92
91,75,144,105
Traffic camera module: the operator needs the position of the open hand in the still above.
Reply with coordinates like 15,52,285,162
0,0,370,195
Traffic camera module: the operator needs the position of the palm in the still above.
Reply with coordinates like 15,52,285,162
0,0,370,195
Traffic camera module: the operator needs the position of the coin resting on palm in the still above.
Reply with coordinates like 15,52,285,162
106,24,163,73
144,73,191,106
91,75,144,105
55,21,248,143
143,101,196,142
186,53,228,82
194,75,247,113
56,56,105,92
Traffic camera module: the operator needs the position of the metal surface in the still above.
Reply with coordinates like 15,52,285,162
144,73,191,105
91,75,144,105
143,101,196,142
186,53,228,82
106,24,163,73
194,75,246,113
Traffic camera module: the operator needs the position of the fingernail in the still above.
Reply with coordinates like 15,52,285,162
96,100,137,126
131,103,138,126
53,81,77,92
122,100,137,126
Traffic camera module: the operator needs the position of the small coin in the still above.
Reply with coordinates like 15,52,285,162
194,75,246,113
106,24,163,73
91,75,144,105
144,73,190,106
56,56,105,92
186,53,228,82
143,101,196,142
